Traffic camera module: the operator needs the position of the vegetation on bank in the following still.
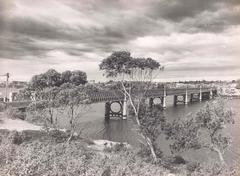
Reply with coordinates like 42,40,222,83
0,129,238,176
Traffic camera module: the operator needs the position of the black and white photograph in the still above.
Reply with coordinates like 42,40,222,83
0,0,240,175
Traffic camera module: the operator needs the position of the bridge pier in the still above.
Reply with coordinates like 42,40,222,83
173,95,185,105
162,86,166,108
149,98,154,108
122,94,127,120
184,94,188,105
105,102,111,121
184,88,188,105
161,96,166,108
190,93,200,103
104,100,126,120
199,87,202,102
209,90,213,99
149,97,166,109
202,92,212,100
174,95,178,106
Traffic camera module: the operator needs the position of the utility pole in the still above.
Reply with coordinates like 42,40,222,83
0,73,9,102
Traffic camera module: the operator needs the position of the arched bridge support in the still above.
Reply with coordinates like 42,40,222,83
105,101,124,120
173,94,187,106
148,97,166,109
190,93,201,103
104,93,128,120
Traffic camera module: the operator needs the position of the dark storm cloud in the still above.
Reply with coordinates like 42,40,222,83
0,0,239,64
0,35,53,59
0,11,162,59
147,0,240,22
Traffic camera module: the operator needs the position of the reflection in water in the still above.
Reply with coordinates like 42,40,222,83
92,118,139,146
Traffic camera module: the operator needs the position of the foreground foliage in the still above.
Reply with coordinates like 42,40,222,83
0,130,169,176
0,129,238,176
164,98,235,165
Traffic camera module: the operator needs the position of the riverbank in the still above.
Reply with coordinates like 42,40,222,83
220,95,240,99
1,128,238,176
0,128,175,176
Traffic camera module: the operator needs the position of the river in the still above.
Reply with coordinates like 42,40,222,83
58,97,240,165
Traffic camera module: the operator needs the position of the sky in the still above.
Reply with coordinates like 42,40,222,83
0,0,240,82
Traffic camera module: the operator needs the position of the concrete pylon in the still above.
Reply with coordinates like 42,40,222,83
122,93,127,120
210,89,213,99
162,86,166,108
174,95,177,106
199,86,202,102
184,87,188,105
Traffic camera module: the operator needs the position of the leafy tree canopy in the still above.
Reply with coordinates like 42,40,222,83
29,69,87,91
99,51,162,78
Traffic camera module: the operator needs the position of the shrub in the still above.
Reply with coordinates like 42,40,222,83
0,102,6,112
103,142,128,153
186,162,200,172
7,131,23,145
4,107,25,120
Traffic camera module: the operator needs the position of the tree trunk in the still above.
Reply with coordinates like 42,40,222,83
49,109,53,124
67,132,73,143
212,147,225,165
120,81,158,162
145,135,157,162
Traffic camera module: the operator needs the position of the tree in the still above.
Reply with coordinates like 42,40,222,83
61,70,72,84
164,98,234,165
99,51,164,162
16,86,33,101
27,87,61,128
44,69,61,87
70,70,87,85
61,70,87,86
137,104,166,161
57,83,90,142
20,69,88,101
29,69,61,91
29,74,48,91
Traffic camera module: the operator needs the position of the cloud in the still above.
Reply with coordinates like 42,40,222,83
0,0,239,81
146,0,240,22
128,27,240,71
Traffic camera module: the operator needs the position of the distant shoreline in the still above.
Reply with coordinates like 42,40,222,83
220,95,240,99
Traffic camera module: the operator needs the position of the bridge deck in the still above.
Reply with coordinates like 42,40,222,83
88,87,215,102
5,87,216,106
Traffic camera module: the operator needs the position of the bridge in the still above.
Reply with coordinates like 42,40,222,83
5,86,217,120
87,87,217,120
